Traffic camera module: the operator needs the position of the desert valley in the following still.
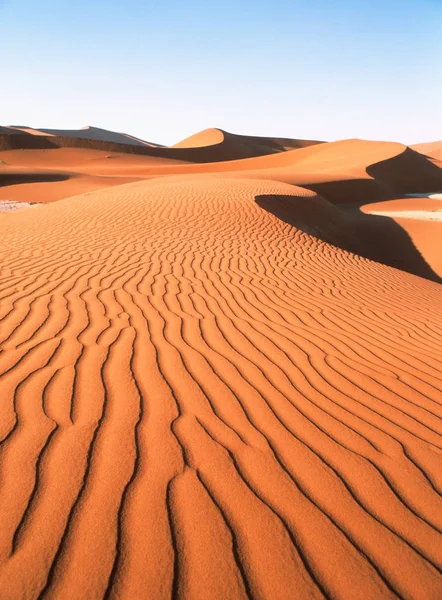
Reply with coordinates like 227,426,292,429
0,124,441,598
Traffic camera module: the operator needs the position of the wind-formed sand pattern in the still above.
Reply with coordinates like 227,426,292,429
0,127,442,599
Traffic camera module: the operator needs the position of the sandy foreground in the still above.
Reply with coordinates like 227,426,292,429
0,128,442,599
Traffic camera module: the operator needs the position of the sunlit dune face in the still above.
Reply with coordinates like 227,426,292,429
0,127,441,599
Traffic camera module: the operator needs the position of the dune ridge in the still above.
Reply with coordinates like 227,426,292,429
1,123,442,598
0,126,323,163
5,125,157,147
2,135,442,207
0,174,442,598
412,141,442,162
172,128,323,158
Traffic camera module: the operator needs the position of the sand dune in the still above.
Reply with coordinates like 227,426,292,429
0,149,187,203
5,127,55,137
412,141,442,162
0,126,322,164
0,161,143,204
173,128,227,148
173,128,322,159
361,197,442,278
0,127,442,598
1,176,442,598
6,125,158,147
96,137,442,205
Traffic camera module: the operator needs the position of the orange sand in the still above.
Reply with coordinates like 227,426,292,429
361,198,442,278
0,128,442,599
412,141,442,162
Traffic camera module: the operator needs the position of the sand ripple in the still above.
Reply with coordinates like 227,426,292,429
0,178,441,598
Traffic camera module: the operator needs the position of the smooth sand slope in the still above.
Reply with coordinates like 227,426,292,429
173,128,323,159
412,141,442,162
0,126,323,164
2,136,442,206
0,173,442,599
0,148,189,203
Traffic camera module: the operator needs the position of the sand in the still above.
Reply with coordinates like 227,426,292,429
412,141,442,162
0,128,442,599
3,137,441,206
0,200,40,212
368,210,442,221
5,126,159,147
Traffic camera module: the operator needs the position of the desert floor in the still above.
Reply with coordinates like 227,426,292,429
0,128,442,599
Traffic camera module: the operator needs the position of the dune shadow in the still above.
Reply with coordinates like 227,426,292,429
0,173,70,188
304,178,392,205
255,193,359,252
256,193,441,284
345,207,441,284
367,147,442,195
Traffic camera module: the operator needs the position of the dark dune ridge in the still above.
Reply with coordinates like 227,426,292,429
0,126,323,162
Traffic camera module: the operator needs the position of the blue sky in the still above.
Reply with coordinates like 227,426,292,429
1,0,441,144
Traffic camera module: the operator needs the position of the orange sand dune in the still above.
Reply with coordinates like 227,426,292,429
0,173,442,599
0,168,140,203
361,197,442,278
412,141,442,162
173,127,322,157
0,126,321,164
2,136,442,207
173,128,227,147
110,138,442,204
5,127,55,137
0,148,187,171
0,149,189,203
0,162,141,204
380,217,442,278
6,125,158,147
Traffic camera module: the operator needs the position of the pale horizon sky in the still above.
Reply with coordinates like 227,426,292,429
1,0,441,146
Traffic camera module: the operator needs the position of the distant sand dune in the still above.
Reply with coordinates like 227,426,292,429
412,141,442,162
0,127,322,163
0,176,441,598
4,136,440,206
5,125,157,147
173,127,322,157
5,126,55,137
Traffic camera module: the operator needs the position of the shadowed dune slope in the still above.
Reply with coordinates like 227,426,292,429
0,133,169,156
0,127,27,136
108,138,442,204
0,126,322,164
0,167,141,203
5,126,158,147
0,149,189,203
2,137,442,206
388,218,442,279
5,127,55,137
366,147,442,196
234,140,442,201
0,148,189,171
412,141,442,162
0,177,441,599
2,137,442,207
360,198,442,279
173,128,323,158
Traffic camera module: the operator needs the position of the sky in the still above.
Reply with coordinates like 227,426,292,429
1,0,441,145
